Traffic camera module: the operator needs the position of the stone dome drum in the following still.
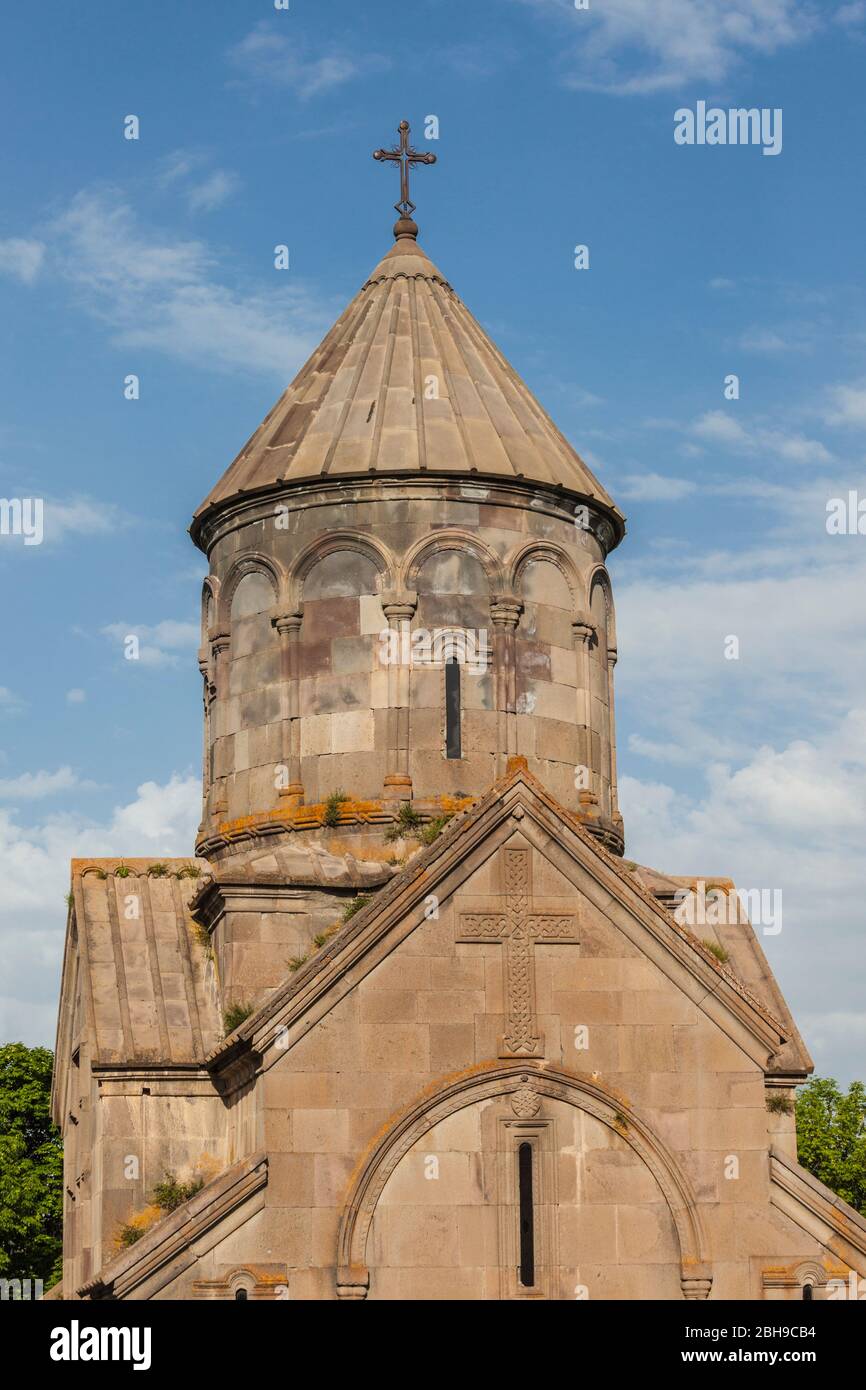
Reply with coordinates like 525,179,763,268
192,223,626,863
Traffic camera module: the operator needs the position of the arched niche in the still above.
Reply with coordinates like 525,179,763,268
201,581,216,635
226,568,280,672
415,549,489,597
289,532,394,612
588,568,616,654
303,550,381,601
413,548,491,636
364,1094,682,1300
518,558,573,611
295,545,388,712
336,1063,711,1301
230,570,277,621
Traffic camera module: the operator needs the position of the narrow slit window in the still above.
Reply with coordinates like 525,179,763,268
235,1287,248,1301
518,1142,535,1288
445,657,461,759
802,1283,813,1301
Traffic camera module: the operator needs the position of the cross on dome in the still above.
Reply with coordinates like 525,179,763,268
373,119,437,229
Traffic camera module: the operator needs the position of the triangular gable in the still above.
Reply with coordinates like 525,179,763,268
78,1152,268,1301
770,1147,866,1275
209,766,790,1082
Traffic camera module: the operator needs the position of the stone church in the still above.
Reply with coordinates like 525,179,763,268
51,132,866,1300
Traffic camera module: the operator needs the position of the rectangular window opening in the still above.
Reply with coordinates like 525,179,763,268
518,1141,535,1288
445,657,462,759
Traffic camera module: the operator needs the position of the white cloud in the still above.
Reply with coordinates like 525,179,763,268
65,689,86,705
102,619,199,668
627,731,741,765
40,188,327,378
0,687,26,716
618,471,697,502
157,152,241,212
738,326,811,353
613,471,866,1056
690,410,834,463
834,1,866,26
691,411,750,448
619,711,866,1082
825,379,866,427
46,496,126,543
0,237,45,284
0,773,200,1045
187,170,240,213
228,22,389,98
0,497,128,556
617,550,866,727
518,0,816,95
0,767,82,802
158,150,199,185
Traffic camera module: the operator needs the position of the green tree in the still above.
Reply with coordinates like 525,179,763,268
796,1076,866,1215
0,1043,63,1287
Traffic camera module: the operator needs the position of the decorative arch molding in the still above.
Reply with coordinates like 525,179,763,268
336,1062,711,1300
762,1259,838,1299
587,564,617,650
401,529,505,597
289,531,396,610
201,576,219,633
219,553,284,625
508,541,580,608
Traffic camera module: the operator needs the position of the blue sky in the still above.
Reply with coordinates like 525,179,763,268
1,0,865,1082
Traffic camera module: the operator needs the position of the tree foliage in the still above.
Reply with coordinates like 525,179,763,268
796,1076,866,1215
0,1043,63,1287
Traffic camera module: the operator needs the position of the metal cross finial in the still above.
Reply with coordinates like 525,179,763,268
373,120,436,220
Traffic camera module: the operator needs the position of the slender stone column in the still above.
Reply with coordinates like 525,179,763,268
273,610,304,807
381,590,417,801
209,628,231,822
571,613,596,794
607,644,620,824
490,595,523,778
198,645,212,825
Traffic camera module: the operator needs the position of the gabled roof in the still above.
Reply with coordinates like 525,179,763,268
78,1151,268,1301
59,859,221,1070
210,761,803,1078
191,228,625,541
628,863,812,1077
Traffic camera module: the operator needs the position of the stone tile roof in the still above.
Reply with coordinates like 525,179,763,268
192,231,625,536
77,1151,268,1301
628,863,812,1077
70,859,221,1065
195,840,395,889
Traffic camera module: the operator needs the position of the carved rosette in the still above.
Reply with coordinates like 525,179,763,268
510,1076,541,1118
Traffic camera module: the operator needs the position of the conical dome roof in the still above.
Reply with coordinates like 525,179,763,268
192,227,624,542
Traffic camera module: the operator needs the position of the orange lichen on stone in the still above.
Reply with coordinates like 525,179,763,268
437,794,475,815
73,857,200,877
114,1203,163,1250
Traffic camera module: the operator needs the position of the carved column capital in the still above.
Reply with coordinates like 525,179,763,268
490,595,523,628
336,1266,370,1301
209,628,231,657
572,613,596,645
272,610,303,637
681,1273,713,1300
380,590,417,622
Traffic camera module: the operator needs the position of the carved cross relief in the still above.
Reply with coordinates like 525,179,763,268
457,846,578,1059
